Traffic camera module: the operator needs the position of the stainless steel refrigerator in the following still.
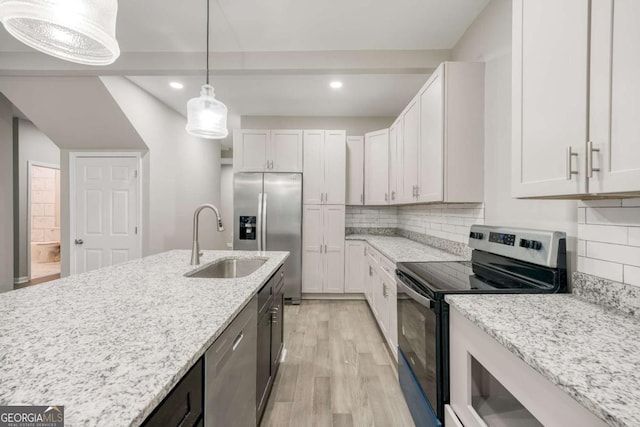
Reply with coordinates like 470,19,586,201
233,173,302,304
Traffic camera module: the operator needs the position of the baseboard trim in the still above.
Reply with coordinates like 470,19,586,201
14,276,28,285
302,293,365,300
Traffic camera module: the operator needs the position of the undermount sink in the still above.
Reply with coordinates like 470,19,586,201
185,258,267,279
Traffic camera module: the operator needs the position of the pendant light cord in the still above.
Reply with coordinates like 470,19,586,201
206,0,210,85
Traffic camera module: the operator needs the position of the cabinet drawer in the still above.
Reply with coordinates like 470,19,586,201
379,256,396,281
142,360,203,427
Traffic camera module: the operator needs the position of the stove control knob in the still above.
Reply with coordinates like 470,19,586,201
469,232,484,240
520,239,542,250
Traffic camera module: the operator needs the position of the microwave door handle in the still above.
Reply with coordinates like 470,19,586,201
397,277,435,309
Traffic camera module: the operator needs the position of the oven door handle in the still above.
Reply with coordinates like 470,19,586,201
397,276,435,309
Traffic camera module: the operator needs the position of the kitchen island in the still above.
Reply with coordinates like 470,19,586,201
0,250,289,427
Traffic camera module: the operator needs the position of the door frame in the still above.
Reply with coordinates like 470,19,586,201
69,152,143,275
26,161,60,282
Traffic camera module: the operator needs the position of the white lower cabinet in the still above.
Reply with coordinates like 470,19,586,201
344,241,365,293
302,205,345,293
450,308,607,427
360,243,398,360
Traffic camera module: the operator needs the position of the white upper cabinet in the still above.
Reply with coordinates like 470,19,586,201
513,0,640,197
364,129,390,205
303,130,346,205
388,121,400,204
399,97,420,204
270,130,304,172
346,136,365,205
418,62,484,203
589,0,640,194
233,129,303,173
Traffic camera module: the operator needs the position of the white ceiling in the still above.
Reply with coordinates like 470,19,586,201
128,73,429,118
0,0,489,53
0,0,489,142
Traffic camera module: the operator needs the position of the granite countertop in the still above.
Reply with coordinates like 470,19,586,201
346,234,466,263
0,250,289,427
446,293,640,427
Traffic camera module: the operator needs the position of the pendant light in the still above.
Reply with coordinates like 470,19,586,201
185,0,228,139
0,0,120,66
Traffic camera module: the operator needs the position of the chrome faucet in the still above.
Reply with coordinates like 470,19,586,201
190,204,225,265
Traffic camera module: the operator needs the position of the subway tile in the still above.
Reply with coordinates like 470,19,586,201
630,228,640,247
586,207,640,227
577,224,628,245
624,265,640,287
586,242,640,267
577,239,586,257
578,256,624,283
622,198,640,207
578,208,586,224
578,199,623,208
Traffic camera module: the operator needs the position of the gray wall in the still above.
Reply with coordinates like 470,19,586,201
451,0,578,266
14,120,60,282
0,97,13,292
101,77,225,258
240,116,395,136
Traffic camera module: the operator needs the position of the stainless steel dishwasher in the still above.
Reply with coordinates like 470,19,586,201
205,297,257,427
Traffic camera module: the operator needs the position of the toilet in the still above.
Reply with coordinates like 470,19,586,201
36,241,61,263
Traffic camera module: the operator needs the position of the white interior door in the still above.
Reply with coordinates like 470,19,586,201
74,156,140,274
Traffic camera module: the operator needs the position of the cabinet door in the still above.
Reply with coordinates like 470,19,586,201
418,66,445,202
324,131,346,205
270,130,303,172
398,98,420,203
303,131,325,205
344,241,365,293
302,205,323,293
374,268,387,335
233,130,269,172
364,129,390,205
512,0,588,197
388,121,399,204
323,205,345,293
367,259,379,316
589,0,640,193
346,136,365,205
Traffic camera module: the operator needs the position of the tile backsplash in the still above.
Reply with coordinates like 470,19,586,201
577,198,640,287
346,203,485,244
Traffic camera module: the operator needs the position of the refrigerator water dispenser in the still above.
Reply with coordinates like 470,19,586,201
239,216,257,240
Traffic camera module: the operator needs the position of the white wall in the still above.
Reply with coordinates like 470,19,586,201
0,97,13,292
451,0,578,263
14,120,60,282
101,77,225,258
240,116,395,136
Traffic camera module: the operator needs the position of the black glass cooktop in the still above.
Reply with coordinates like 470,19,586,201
397,253,564,300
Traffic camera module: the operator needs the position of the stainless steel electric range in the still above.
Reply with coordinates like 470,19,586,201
396,225,568,427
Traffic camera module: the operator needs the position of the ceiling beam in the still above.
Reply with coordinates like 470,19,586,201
0,49,451,76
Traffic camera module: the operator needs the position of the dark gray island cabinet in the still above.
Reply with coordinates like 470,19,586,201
141,266,285,427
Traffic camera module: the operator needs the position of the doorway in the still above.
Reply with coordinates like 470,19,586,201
28,162,61,285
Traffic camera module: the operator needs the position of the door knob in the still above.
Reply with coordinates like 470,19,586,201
75,239,84,245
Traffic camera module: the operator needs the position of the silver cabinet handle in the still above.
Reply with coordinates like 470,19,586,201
324,244,327,253
566,146,579,180
232,332,244,351
384,193,388,202
319,244,323,252
415,186,419,197
320,192,324,203
324,192,328,203
383,283,388,298
391,191,396,200
369,265,373,276
587,141,600,178
75,239,84,245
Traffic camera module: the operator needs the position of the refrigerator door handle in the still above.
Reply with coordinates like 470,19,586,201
257,193,263,251
262,193,268,250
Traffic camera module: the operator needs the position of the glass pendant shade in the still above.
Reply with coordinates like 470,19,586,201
186,84,229,139
0,0,120,65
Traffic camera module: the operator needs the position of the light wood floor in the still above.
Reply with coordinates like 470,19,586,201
261,300,415,427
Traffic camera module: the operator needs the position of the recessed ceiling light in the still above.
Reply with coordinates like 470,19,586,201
169,82,184,89
330,81,343,89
